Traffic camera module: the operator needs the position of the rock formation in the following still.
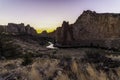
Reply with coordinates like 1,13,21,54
56,21,74,45
40,30,56,39
0,23,37,35
39,30,48,37
73,10,120,39
55,10,120,49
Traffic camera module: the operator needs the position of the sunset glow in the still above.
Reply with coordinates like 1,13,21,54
0,0,120,33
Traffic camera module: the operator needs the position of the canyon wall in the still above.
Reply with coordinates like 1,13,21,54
55,10,120,49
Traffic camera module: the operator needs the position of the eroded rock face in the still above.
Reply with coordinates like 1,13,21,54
73,10,120,40
55,10,120,48
56,21,74,45
0,23,37,35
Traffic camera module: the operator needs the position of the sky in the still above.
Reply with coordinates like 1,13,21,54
0,0,120,33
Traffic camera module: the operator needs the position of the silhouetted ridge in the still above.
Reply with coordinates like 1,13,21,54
0,23,37,35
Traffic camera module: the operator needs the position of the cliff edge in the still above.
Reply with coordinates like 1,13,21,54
55,10,120,49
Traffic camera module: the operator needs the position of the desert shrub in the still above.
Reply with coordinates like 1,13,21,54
83,50,120,72
84,51,105,63
0,34,21,59
53,50,57,55
63,55,72,61
59,54,71,61
22,53,33,66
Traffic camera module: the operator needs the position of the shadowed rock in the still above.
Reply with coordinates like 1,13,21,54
0,23,37,35
55,10,120,49
56,21,74,45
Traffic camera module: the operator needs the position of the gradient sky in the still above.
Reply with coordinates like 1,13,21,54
0,0,120,32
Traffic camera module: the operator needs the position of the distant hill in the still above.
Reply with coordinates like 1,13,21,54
0,23,37,35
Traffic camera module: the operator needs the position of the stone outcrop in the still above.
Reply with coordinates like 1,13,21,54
39,30,48,37
0,23,37,35
56,21,74,45
73,10,120,39
55,10,120,49
40,30,56,39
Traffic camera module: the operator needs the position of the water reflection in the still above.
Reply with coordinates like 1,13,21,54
46,42,56,49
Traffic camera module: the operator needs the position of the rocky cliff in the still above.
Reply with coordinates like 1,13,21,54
56,21,74,45
73,10,120,39
0,23,37,35
55,10,120,49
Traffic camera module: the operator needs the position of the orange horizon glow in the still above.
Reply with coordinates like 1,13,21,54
0,21,61,33
1,0,120,33
0,17,76,33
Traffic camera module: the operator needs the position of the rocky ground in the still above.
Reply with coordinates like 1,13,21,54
0,47,120,80
1,29,120,80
